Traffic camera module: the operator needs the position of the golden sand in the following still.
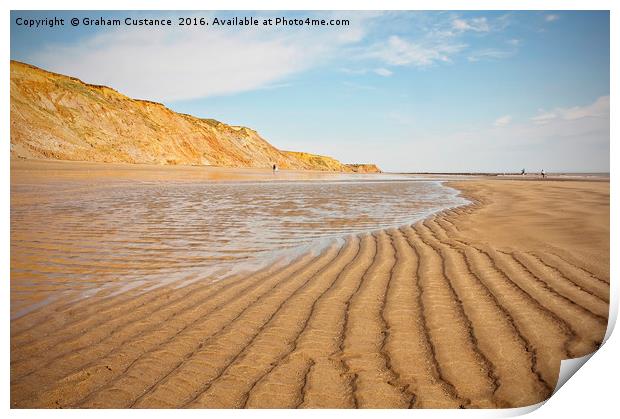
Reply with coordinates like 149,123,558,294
10,166,609,408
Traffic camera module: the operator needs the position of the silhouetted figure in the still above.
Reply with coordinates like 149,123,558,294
521,168,526,175
272,164,277,174
541,169,546,179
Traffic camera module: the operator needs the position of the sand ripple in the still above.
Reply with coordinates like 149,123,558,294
10,179,609,408
11,177,464,317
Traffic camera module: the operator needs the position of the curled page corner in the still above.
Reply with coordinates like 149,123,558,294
492,352,599,417
493,401,545,417
603,299,617,344
510,312,616,415
549,310,617,398
553,353,595,395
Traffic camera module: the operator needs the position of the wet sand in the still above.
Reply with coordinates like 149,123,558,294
10,164,609,408
10,160,464,319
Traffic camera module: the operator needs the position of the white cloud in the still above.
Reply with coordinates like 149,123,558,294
452,17,490,32
28,13,375,102
364,15,513,69
339,67,393,77
364,35,467,67
530,112,557,124
373,68,393,77
494,115,512,127
22,12,520,104
545,14,560,22
468,48,515,62
383,99,609,172
366,111,609,172
531,96,610,125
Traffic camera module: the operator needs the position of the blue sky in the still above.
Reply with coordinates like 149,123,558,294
11,11,610,172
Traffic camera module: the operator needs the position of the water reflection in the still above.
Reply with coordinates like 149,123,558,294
11,177,467,317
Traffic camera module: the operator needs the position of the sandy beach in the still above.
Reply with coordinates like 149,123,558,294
10,163,609,409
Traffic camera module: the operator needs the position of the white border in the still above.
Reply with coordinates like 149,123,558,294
2,1,616,418
1,0,617,11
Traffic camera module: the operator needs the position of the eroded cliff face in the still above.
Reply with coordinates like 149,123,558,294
10,61,380,173
345,164,383,173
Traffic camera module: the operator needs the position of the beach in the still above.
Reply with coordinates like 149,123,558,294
10,161,609,408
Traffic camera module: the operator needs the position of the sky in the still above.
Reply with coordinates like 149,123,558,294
10,11,610,172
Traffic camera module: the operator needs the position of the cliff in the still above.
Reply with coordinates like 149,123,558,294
10,61,380,173
345,164,383,173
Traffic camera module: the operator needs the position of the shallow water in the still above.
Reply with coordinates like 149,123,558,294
11,171,468,318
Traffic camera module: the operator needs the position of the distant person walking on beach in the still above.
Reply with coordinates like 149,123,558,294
272,164,278,174
521,168,526,175
541,169,546,179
